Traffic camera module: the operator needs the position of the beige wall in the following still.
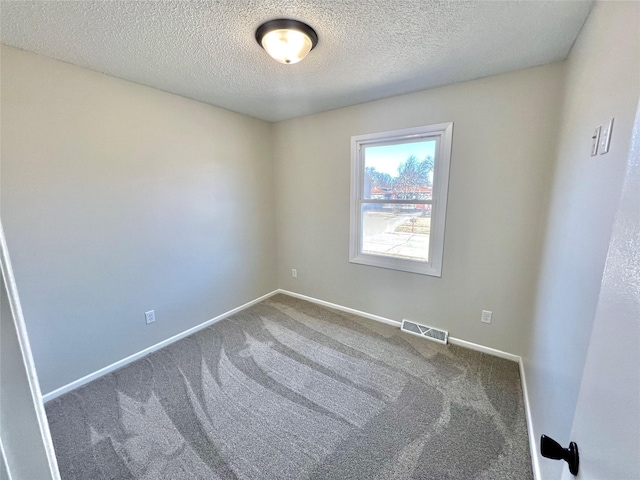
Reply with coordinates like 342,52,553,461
273,63,565,356
1,46,277,394
523,2,640,479
4,12,637,478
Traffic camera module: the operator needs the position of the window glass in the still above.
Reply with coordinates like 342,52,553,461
350,123,453,276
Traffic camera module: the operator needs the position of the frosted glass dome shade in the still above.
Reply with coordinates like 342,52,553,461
256,19,318,65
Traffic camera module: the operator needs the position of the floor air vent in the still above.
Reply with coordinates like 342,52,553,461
401,320,448,344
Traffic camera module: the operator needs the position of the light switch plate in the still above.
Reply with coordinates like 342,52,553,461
591,126,601,156
599,118,614,155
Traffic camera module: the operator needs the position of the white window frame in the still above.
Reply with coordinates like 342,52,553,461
349,122,453,276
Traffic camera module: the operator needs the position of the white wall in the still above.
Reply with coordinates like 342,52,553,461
273,63,564,356
523,2,640,479
560,99,639,480
0,46,277,395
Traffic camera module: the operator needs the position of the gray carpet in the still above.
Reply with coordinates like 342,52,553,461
45,294,533,480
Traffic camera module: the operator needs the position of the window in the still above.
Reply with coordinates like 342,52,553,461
350,122,453,276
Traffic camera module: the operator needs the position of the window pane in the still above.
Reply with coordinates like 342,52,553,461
361,204,430,262
351,122,452,276
364,140,436,200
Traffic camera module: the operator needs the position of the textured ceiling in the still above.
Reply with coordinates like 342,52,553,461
1,1,594,122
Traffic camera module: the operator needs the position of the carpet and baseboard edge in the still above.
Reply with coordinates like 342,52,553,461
41,290,281,403
41,288,540,480
280,290,521,362
280,289,539,480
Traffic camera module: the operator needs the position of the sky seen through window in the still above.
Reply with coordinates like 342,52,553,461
364,140,436,177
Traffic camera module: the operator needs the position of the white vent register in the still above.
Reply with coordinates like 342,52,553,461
401,320,448,344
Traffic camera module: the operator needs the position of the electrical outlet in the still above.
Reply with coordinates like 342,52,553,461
481,310,492,324
292,269,297,278
145,310,155,325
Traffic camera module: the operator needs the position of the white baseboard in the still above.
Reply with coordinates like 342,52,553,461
447,337,520,362
277,289,520,362
519,358,541,480
276,289,402,327
42,289,280,403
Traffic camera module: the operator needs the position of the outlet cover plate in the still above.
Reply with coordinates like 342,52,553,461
145,310,155,325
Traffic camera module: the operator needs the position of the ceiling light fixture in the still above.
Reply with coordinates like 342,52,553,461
255,19,318,65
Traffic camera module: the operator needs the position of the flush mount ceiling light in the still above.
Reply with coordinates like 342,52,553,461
255,19,318,65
